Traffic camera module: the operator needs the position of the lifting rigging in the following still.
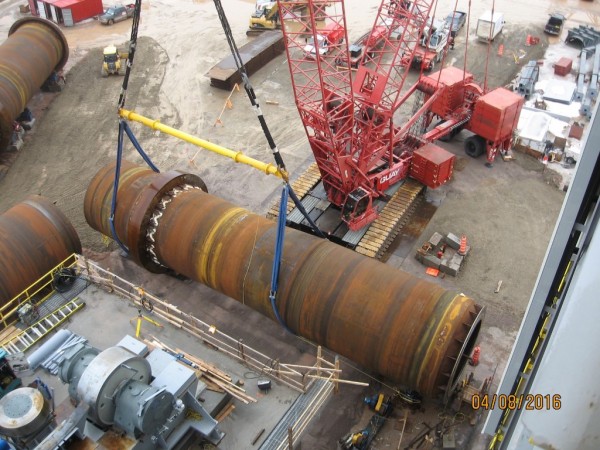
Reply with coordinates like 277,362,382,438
110,0,160,253
86,0,486,401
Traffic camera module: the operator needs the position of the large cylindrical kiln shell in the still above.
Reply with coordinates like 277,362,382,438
84,162,483,397
0,17,69,148
0,196,82,306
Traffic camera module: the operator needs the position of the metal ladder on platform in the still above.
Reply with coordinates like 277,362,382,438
1,298,85,355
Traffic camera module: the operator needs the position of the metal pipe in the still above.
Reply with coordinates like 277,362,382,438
0,17,69,149
84,161,483,398
0,196,82,306
119,108,286,179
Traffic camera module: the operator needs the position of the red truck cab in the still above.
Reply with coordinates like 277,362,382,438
304,22,345,58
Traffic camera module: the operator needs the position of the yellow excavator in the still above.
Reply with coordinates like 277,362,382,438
101,45,128,77
247,2,280,35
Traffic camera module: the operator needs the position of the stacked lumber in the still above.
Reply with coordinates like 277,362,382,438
0,325,21,348
146,338,256,405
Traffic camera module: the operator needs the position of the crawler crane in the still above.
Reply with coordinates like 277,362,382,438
271,0,523,257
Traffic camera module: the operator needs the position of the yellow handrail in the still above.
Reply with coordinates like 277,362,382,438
119,109,287,180
0,254,78,329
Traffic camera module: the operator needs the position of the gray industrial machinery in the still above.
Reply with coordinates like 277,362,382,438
0,337,224,450
0,387,56,448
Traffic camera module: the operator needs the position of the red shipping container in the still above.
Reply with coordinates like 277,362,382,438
469,88,524,143
420,67,474,118
410,143,455,189
554,57,573,76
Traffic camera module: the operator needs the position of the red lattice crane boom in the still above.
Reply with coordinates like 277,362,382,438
278,0,436,230
277,1,523,239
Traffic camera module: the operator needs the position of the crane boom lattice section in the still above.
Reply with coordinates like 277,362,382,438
278,0,436,230
278,0,355,207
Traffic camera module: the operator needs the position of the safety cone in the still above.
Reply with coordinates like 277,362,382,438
469,346,481,366
458,235,467,256
497,44,504,56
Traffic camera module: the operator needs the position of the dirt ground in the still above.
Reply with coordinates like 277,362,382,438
0,0,597,448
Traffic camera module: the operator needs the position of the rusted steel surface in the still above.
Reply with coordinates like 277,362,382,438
85,162,483,397
0,17,69,149
0,196,82,305
207,30,285,90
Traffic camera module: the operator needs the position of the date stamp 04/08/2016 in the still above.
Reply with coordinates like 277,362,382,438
471,394,562,411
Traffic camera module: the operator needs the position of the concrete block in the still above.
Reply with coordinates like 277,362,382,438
450,253,464,266
423,254,441,269
440,260,459,276
440,258,451,274
448,262,461,276
446,233,461,250
415,251,425,264
429,232,444,247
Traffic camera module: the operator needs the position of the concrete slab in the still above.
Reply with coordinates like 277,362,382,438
423,254,442,269
429,231,444,247
18,283,303,450
446,232,462,250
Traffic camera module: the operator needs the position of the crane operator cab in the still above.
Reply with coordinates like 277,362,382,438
343,187,377,230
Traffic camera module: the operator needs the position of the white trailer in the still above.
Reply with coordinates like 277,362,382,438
476,11,505,42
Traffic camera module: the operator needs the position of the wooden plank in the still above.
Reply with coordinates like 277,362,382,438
216,403,236,422
0,326,20,343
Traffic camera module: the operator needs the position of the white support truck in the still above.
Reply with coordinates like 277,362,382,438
476,11,505,42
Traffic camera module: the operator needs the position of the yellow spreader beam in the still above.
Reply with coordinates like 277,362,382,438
119,108,286,180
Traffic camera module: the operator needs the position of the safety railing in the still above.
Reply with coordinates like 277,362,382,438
0,254,78,329
75,254,313,393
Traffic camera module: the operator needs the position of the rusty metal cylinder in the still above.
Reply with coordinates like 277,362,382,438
0,17,69,149
0,196,82,305
84,162,483,397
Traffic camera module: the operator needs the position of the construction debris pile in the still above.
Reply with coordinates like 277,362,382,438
415,231,470,277
512,22,600,189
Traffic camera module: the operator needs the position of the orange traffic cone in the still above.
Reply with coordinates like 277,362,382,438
458,235,467,255
469,346,481,366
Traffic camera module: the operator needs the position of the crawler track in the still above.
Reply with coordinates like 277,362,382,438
266,163,321,220
267,163,424,259
355,179,424,259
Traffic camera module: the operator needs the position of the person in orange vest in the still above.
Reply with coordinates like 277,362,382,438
469,346,481,366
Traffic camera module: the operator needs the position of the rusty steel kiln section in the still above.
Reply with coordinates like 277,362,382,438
0,17,69,149
84,161,483,398
0,196,82,305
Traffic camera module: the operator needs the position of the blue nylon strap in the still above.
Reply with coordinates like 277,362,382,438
288,186,326,238
109,120,160,253
122,121,160,173
269,184,293,333
109,121,129,253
